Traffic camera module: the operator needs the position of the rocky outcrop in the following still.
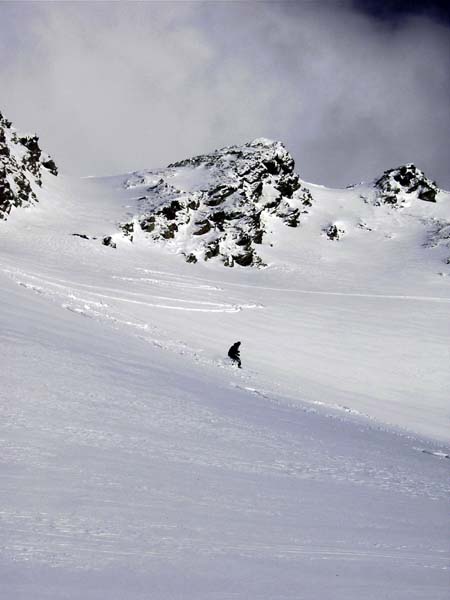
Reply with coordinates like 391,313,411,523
102,236,117,249
0,110,57,220
325,223,345,241
120,138,313,267
374,164,438,206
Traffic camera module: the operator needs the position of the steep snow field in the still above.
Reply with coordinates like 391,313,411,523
1,168,449,599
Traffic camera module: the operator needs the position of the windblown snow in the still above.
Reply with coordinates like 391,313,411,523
0,113,449,599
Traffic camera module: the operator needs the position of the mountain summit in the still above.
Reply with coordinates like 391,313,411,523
119,138,313,267
374,163,439,206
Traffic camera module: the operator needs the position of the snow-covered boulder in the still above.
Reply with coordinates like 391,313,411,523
324,223,346,241
0,110,57,220
120,138,313,267
374,164,438,206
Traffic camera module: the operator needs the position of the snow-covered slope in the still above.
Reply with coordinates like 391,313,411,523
1,112,449,599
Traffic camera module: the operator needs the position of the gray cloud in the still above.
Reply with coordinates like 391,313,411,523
1,1,449,188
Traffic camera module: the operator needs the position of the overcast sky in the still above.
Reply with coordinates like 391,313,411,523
1,1,449,188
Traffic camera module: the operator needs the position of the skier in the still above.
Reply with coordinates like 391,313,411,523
228,341,242,368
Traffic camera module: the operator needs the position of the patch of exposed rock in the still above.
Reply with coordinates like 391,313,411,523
0,110,57,220
120,139,313,267
325,223,345,241
374,164,438,206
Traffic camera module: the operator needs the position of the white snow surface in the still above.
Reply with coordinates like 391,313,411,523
1,165,449,599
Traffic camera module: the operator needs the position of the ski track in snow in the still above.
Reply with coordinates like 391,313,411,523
2,267,267,375
417,448,450,460
7,270,255,313
1,266,262,365
112,274,224,291
134,268,450,303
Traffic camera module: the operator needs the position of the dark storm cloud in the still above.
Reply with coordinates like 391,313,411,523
352,0,450,26
0,1,449,188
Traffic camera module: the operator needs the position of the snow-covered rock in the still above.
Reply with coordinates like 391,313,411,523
0,111,57,220
120,139,313,267
112,146,447,269
324,223,346,241
374,163,438,206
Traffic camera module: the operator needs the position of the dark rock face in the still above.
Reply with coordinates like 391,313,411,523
0,110,58,220
121,138,313,267
375,164,438,206
41,157,58,177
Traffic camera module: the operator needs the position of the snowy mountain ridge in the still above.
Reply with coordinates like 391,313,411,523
1,110,448,273
110,146,450,275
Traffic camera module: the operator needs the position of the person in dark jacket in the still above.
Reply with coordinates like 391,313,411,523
228,341,242,368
